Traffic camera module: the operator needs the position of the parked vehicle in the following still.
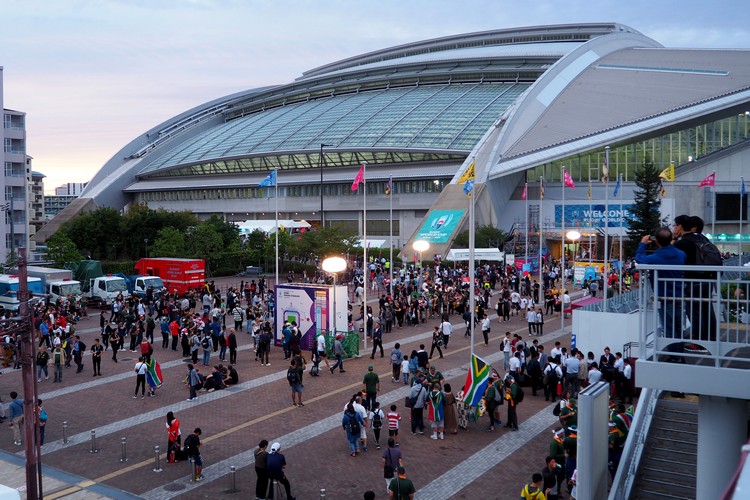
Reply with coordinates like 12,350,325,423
25,266,82,305
134,258,205,296
87,275,129,306
125,274,165,299
0,274,45,311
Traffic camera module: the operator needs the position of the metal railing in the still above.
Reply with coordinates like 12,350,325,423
636,263,750,367
578,288,641,314
608,388,661,500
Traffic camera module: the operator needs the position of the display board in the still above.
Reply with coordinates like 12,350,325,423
274,284,348,350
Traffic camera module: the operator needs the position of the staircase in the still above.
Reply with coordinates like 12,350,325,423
630,398,698,499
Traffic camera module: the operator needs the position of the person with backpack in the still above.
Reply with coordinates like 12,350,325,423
342,402,365,457
673,215,721,342
544,358,564,403
183,428,203,481
483,373,504,432
389,343,403,383
37,399,48,446
369,401,385,450
8,391,24,446
520,472,550,500
201,335,213,366
72,335,86,373
287,359,304,407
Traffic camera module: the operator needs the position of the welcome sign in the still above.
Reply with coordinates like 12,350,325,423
555,204,634,228
415,210,465,243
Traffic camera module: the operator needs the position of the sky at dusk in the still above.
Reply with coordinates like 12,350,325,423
1,0,749,193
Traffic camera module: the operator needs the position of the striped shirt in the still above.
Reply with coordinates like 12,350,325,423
387,411,401,430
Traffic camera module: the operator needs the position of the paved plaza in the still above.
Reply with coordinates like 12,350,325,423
0,279,575,499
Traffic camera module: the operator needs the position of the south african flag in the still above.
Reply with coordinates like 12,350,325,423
146,358,163,389
461,354,491,407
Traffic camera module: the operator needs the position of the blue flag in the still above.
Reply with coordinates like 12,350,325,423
258,170,277,187
613,176,621,197
463,179,474,196
742,176,746,196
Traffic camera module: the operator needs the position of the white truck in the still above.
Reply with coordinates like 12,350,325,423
87,275,129,306
25,266,83,305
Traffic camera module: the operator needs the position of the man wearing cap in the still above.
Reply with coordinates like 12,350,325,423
388,466,415,500
266,442,295,500
362,365,380,411
330,334,345,373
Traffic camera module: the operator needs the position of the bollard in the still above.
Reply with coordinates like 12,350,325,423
153,445,162,472
320,488,326,498
191,459,198,482
120,437,127,463
62,421,68,445
228,465,237,493
89,430,98,453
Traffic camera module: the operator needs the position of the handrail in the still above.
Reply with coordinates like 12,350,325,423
608,388,662,500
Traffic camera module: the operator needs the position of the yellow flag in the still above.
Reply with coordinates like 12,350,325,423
659,179,667,197
659,164,675,182
457,161,475,184
587,181,591,200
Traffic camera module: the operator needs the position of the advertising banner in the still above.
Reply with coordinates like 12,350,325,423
573,262,605,286
555,204,634,228
274,284,349,350
414,210,465,243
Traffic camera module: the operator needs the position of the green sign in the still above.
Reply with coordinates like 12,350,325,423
415,210,465,243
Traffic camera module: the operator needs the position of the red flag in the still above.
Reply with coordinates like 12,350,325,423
351,165,365,191
698,173,715,188
563,169,576,188
521,183,527,201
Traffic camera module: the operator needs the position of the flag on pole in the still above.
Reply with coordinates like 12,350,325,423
385,175,392,196
351,164,365,191
742,176,746,196
587,180,591,200
521,183,527,201
464,179,474,196
258,170,277,187
460,354,491,407
613,176,621,198
563,169,576,188
540,178,545,200
457,161,475,184
698,172,715,188
659,164,675,182
659,179,667,197
601,161,609,183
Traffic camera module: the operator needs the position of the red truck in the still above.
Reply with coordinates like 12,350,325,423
134,258,206,296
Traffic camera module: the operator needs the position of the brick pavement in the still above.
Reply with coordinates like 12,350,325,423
0,284,580,499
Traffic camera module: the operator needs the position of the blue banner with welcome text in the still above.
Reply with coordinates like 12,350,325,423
554,204,634,228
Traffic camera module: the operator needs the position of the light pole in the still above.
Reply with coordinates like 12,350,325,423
566,230,581,286
319,144,331,229
412,240,430,288
144,239,149,258
321,256,347,336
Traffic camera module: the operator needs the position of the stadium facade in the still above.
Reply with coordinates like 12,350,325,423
34,23,750,259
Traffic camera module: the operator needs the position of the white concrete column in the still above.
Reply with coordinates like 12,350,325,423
697,395,747,499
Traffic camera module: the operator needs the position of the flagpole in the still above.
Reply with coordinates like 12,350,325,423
389,175,393,296
560,166,565,333
524,182,529,266
618,173,623,293
741,176,745,258
538,176,544,299
469,157,476,357
275,169,279,289
363,162,368,352
588,176,592,264
603,146,610,312
711,170,716,239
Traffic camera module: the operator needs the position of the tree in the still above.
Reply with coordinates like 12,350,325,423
46,232,83,268
187,224,224,261
61,207,123,259
151,227,188,257
453,225,508,248
202,215,241,250
625,156,664,256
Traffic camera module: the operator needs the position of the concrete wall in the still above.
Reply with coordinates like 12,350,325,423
572,309,641,358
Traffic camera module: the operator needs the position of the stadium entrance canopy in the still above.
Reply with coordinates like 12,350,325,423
446,248,504,261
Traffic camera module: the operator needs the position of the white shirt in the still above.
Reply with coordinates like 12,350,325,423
519,298,528,310
401,359,409,374
550,347,562,359
481,317,491,332
623,363,632,380
526,310,537,323
614,358,625,373
344,402,368,428
440,320,453,336
588,368,602,384
509,356,521,373
503,337,512,353
510,292,520,303
316,334,326,352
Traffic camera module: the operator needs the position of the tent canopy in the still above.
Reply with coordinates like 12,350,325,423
446,248,504,261
237,219,311,235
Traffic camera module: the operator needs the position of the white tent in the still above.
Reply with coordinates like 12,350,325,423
354,238,386,249
237,219,311,235
446,248,504,261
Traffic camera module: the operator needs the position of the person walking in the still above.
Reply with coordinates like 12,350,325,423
287,359,304,407
381,438,403,493
72,335,85,373
481,314,491,346
52,345,66,382
8,392,24,445
389,343,403,383
37,399,48,446
369,401,386,449
36,345,50,382
362,365,380,411
133,357,148,399
330,334,345,373
254,439,270,499
408,376,427,435
90,338,103,376
109,328,121,362
342,403,365,457
388,466,415,500
166,411,181,463
428,326,443,360
183,428,203,481
370,321,384,359
228,327,238,364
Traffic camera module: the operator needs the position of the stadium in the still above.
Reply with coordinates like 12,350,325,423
35,22,750,259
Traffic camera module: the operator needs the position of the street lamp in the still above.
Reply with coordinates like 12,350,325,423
412,240,429,285
144,238,149,258
319,143,332,229
566,230,581,286
322,256,347,336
